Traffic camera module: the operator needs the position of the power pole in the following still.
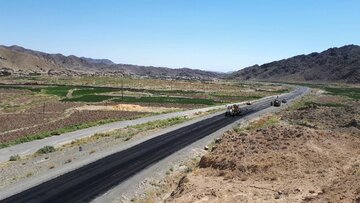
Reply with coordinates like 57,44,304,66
121,78,124,101
43,103,45,119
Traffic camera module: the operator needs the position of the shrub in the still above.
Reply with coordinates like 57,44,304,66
37,146,56,154
9,154,21,161
50,131,61,136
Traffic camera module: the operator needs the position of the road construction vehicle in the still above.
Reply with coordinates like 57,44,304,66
271,97,281,107
225,104,242,116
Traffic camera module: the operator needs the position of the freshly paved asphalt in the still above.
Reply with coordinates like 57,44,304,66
0,87,307,203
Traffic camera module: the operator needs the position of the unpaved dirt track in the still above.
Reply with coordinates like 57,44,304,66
0,87,307,203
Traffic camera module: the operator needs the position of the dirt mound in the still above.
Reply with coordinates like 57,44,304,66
281,103,360,130
199,125,315,175
167,125,360,203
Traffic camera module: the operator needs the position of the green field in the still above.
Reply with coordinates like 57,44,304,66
0,77,293,107
0,84,261,105
304,101,347,108
62,95,115,102
324,87,360,100
112,96,216,105
63,94,217,105
71,87,116,97
284,83,360,100
44,86,73,97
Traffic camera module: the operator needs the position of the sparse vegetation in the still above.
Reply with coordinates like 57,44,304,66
303,101,346,108
9,154,21,161
26,172,33,177
245,116,280,131
37,146,56,154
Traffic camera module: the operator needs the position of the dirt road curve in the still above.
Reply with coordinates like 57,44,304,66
0,87,308,203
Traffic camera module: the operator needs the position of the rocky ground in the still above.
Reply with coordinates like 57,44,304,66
165,92,360,203
281,95,360,136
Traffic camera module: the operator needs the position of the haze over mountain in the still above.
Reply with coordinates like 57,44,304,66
230,45,360,84
1,44,359,83
0,45,223,80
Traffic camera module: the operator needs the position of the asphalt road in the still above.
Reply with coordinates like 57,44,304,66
0,87,307,203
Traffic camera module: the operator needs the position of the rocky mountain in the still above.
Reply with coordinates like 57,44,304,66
2,44,359,83
230,45,360,83
0,45,223,80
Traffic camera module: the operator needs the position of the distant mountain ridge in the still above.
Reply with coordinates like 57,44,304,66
0,45,223,80
230,45,360,83
1,44,359,83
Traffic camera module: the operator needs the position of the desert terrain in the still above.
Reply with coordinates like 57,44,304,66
132,86,360,203
1,1,359,202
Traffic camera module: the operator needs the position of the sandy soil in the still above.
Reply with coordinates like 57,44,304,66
74,104,177,113
166,93,360,203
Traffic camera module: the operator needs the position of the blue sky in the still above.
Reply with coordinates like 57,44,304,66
0,0,359,72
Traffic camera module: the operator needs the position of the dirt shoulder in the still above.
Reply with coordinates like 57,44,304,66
166,90,360,203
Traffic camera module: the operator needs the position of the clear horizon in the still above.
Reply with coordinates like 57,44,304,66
1,0,359,72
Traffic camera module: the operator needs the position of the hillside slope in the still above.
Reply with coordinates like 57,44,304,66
0,45,223,80
230,45,360,83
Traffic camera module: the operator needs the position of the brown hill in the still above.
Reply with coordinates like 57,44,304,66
230,45,360,83
2,44,359,83
0,45,223,80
